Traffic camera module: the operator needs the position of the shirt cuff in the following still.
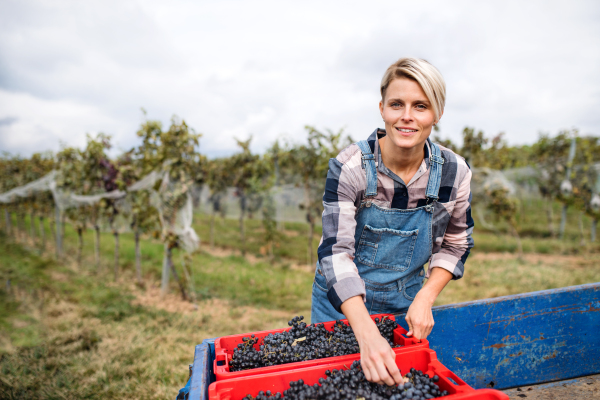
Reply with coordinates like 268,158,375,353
327,277,366,313
427,253,465,280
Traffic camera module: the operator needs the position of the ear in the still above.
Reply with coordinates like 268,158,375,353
379,101,384,119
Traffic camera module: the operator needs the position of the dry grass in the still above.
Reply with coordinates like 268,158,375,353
434,251,600,306
1,213,600,399
0,235,310,399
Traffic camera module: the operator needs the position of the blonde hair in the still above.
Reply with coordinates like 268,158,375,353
380,57,446,122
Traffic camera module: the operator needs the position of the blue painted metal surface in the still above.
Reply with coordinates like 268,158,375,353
183,283,600,398
396,282,600,390
188,337,217,400
188,343,210,400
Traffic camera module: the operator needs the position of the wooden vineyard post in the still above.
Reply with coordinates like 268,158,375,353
55,204,62,259
161,243,170,298
4,210,10,236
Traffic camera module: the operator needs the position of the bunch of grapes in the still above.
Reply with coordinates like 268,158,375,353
229,316,399,372
245,362,449,400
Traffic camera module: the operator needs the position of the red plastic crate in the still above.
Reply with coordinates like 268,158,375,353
213,313,428,381
209,347,508,400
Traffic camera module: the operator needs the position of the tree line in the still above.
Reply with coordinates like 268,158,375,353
1,118,599,299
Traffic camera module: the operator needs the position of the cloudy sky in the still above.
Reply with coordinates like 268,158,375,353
0,0,599,158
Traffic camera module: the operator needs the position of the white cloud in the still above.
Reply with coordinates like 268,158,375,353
0,89,123,154
0,0,598,157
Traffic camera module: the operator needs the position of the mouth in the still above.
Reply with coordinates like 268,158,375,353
395,127,418,136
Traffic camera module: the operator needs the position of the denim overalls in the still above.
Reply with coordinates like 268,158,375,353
311,139,444,323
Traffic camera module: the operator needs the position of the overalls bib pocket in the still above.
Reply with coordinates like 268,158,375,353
356,224,418,271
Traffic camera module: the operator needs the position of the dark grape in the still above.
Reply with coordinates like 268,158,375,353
229,315,400,372
245,362,448,400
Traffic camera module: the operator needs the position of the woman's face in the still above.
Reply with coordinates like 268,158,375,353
379,77,439,151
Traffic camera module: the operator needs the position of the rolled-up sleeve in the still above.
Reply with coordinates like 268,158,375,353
428,167,474,279
317,157,365,313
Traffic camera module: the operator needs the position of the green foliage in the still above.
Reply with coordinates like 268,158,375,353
435,129,533,169
205,157,230,217
279,126,352,263
135,115,202,248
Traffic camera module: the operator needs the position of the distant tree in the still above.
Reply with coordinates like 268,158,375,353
281,126,352,266
571,135,600,243
227,137,271,256
56,146,86,264
486,187,522,257
135,115,201,299
204,158,231,249
532,130,577,239
80,133,117,273
460,127,488,167
25,152,55,250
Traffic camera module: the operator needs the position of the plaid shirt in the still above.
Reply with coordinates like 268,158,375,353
317,128,474,307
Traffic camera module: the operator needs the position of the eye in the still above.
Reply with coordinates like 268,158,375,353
415,104,427,110
390,102,402,108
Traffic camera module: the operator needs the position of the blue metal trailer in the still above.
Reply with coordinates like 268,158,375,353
178,282,600,400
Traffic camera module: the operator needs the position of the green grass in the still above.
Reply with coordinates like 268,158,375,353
472,197,600,254
0,232,304,399
1,195,600,399
193,213,322,263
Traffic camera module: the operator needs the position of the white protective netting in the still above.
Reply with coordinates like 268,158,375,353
0,170,57,204
3,160,599,249
129,170,199,252
197,183,310,223
0,169,199,253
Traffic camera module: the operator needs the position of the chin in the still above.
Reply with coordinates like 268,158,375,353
390,135,422,150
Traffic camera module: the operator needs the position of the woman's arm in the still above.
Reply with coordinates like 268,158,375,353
341,296,404,386
319,149,404,385
405,160,474,339
318,153,365,312
404,267,453,338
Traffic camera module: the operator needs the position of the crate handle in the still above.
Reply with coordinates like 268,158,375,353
215,353,228,367
437,368,469,390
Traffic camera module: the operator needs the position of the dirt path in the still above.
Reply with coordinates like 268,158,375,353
503,374,600,400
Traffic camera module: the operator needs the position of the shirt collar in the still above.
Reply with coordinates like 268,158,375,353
368,128,431,187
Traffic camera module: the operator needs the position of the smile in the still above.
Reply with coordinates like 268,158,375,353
396,128,418,133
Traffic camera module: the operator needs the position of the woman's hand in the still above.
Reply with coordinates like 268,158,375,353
340,296,404,386
356,322,403,385
405,294,434,339
405,267,454,340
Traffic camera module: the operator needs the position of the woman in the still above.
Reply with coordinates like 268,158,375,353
311,58,474,386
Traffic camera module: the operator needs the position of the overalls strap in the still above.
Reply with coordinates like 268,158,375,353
425,139,445,202
357,140,378,198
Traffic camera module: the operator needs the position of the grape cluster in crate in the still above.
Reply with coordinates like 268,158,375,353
245,361,449,400
230,316,399,371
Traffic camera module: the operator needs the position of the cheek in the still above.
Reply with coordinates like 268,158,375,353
383,109,401,122
416,114,435,127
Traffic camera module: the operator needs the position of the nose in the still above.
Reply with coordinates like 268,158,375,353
400,106,413,122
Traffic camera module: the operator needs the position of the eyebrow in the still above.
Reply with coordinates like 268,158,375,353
387,98,431,105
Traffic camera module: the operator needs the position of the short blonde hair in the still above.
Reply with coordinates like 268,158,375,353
380,57,446,122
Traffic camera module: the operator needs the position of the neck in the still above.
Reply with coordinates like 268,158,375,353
379,136,426,183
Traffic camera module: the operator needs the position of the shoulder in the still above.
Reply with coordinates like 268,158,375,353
331,142,363,172
335,142,362,164
436,143,472,182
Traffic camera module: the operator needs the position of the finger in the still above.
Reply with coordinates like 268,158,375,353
374,358,395,386
361,360,371,381
384,351,403,384
367,365,381,384
405,315,413,337
410,318,422,339
424,322,434,339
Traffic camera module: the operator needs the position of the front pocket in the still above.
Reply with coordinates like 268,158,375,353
313,266,328,292
356,224,419,271
402,274,424,301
